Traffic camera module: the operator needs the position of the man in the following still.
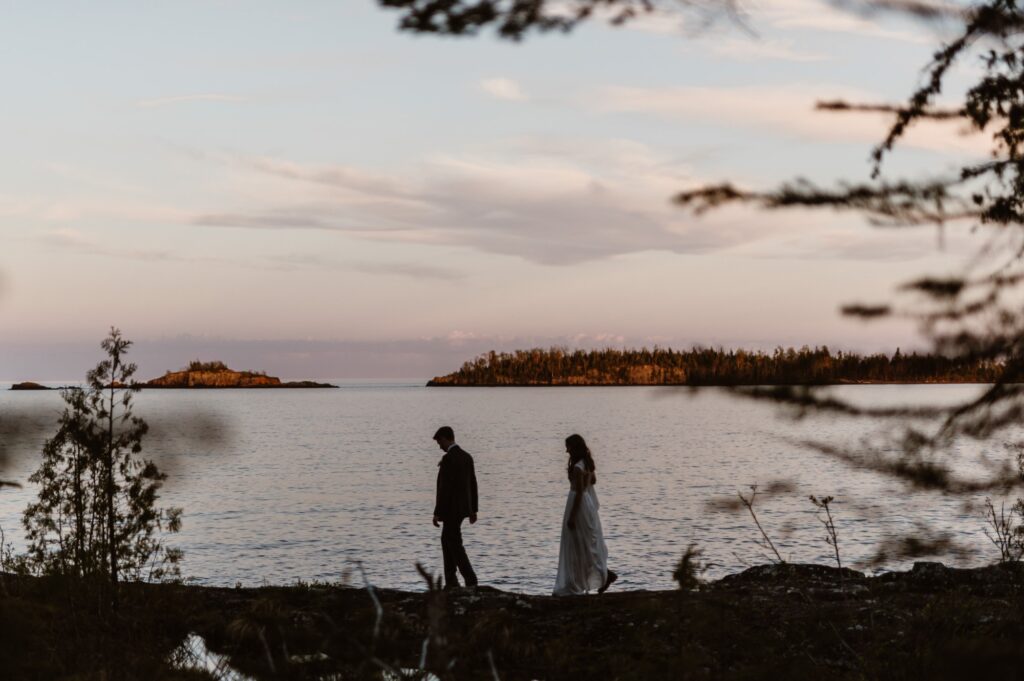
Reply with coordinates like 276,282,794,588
432,426,478,590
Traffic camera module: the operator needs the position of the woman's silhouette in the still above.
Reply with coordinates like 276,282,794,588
553,434,616,595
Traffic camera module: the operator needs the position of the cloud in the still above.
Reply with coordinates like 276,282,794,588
135,93,246,108
193,141,775,264
728,222,967,262
0,191,188,224
592,84,988,155
189,137,931,266
267,253,463,281
193,211,350,231
703,37,828,62
39,228,191,263
480,77,528,101
36,228,461,280
613,9,690,35
764,0,933,43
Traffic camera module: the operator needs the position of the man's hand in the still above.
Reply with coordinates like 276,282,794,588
469,514,477,524
432,515,441,527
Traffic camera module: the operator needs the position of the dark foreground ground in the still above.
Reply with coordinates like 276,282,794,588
4,562,1024,680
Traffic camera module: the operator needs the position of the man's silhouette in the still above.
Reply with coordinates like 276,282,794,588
432,426,478,589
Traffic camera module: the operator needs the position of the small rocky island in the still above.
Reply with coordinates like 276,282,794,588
143,361,336,389
9,381,54,390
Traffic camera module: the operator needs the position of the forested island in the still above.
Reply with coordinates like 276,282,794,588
427,346,1003,386
144,360,336,389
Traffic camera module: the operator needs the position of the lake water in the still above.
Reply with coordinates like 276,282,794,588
0,382,1014,593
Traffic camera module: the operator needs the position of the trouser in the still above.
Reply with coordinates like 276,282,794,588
441,517,477,588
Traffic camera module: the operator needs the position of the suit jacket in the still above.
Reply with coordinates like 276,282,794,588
434,444,478,521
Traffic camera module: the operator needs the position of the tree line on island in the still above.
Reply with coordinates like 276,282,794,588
427,346,1004,387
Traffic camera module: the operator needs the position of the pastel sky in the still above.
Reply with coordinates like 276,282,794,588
0,1,989,379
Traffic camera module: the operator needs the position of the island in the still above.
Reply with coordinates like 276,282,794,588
427,346,1003,386
143,360,336,389
9,381,54,390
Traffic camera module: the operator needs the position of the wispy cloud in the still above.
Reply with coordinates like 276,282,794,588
761,0,934,43
267,253,463,281
189,137,929,265
480,77,528,102
193,142,734,264
592,84,988,155
38,228,206,263
728,221,971,262
135,93,246,108
703,37,828,62
36,228,463,281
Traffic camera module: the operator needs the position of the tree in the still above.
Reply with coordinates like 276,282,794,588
22,328,181,602
378,0,726,39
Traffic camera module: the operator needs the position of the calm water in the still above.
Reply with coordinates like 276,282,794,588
0,383,1012,593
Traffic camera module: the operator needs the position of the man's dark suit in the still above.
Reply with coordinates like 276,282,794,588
435,444,478,588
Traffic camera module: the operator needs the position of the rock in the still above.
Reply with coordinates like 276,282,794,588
911,561,948,576
714,563,866,588
280,380,338,388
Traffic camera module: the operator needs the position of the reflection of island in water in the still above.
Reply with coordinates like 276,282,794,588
144,360,336,389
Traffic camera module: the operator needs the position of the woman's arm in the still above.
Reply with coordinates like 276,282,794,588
567,466,585,530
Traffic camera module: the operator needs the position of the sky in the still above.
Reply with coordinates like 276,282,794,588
0,0,992,380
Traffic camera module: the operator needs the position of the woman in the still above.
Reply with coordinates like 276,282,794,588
553,434,617,596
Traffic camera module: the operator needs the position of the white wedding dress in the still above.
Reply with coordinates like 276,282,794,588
553,460,609,596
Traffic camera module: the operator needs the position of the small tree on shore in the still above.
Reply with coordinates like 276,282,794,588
22,328,182,602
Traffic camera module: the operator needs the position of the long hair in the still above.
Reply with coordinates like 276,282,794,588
566,433,596,480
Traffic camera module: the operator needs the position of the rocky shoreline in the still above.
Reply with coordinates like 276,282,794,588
4,560,1024,679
